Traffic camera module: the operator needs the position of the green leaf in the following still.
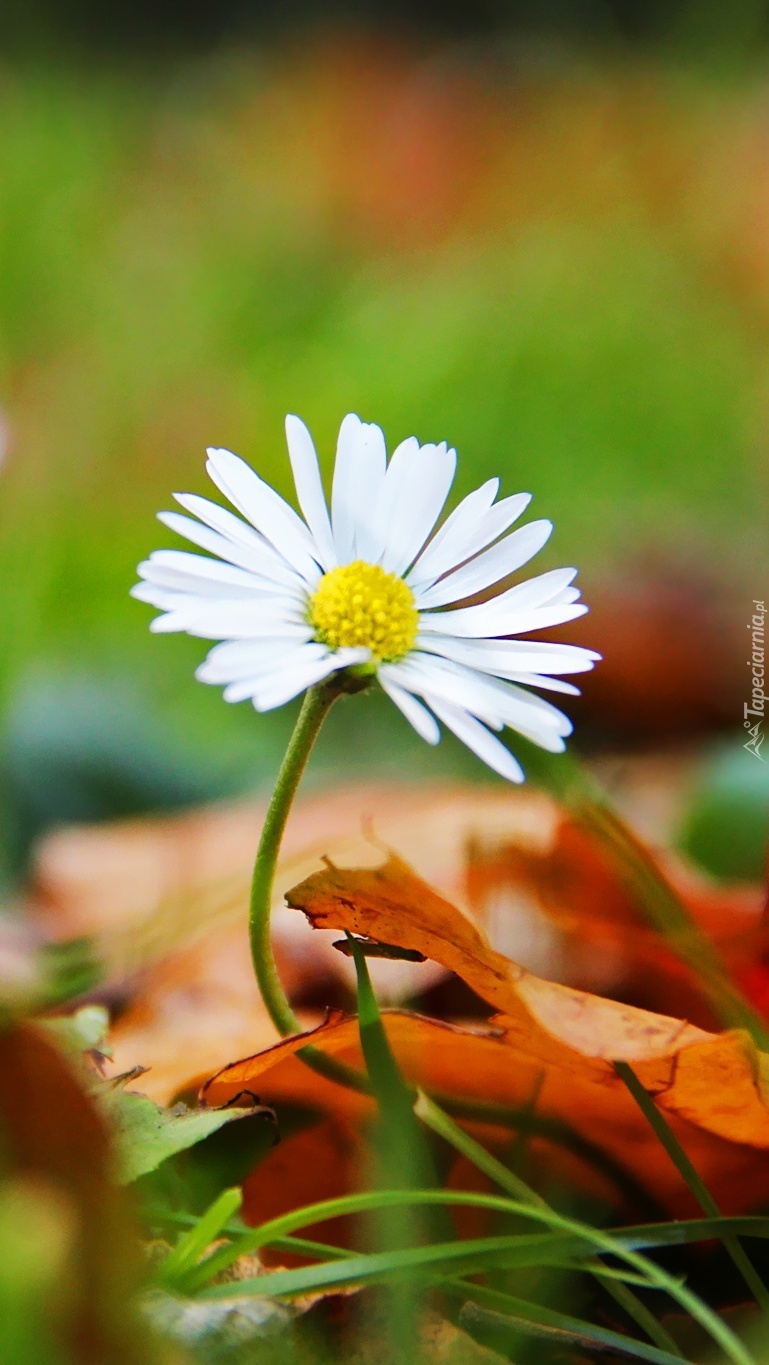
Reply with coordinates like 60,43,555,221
102,1088,263,1185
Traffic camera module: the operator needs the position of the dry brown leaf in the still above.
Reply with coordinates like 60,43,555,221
193,850,769,1215
33,782,547,1005
201,1005,769,1221
0,1023,152,1363
286,853,717,1061
468,813,766,1025
50,783,553,1103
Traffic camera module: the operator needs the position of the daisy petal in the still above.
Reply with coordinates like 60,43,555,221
131,581,172,607
424,698,525,783
221,640,333,702
405,479,497,588
506,673,581,697
414,520,555,609
157,510,301,590
149,599,311,640
419,598,588,639
285,414,337,571
172,494,300,572
206,447,321,582
352,422,388,561
196,638,324,685
137,550,280,599
384,653,571,744
416,634,600,676
380,441,457,577
330,414,388,565
408,488,532,590
252,647,369,712
378,675,441,745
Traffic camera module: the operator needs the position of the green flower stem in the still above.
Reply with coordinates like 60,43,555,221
249,682,336,1036
248,677,370,1092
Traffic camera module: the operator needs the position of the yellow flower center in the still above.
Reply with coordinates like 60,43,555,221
309,560,418,663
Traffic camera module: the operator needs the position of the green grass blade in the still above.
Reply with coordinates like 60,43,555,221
155,1187,242,1288
193,1190,757,1364
615,1059,769,1314
454,1292,687,1365
416,1089,683,1357
347,934,443,1199
415,1089,547,1207
178,1185,769,1295
194,1228,751,1363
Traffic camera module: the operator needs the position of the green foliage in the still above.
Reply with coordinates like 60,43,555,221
102,1088,262,1185
678,747,769,882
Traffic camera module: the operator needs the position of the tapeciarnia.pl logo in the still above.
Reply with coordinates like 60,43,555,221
745,599,766,761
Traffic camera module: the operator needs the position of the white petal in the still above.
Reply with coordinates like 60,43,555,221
366,435,419,568
506,672,581,697
380,441,457,577
137,550,279,599
551,586,582,607
414,521,555,609
419,598,588,640
172,493,306,583
206,447,320,582
407,488,531,590
330,414,388,564
149,598,311,640
330,414,361,563
405,479,497,587
131,581,187,610
384,653,571,741
285,415,337,572
378,675,441,745
351,421,388,560
132,582,286,618
251,647,369,712
416,634,600,676
221,642,333,702
494,567,578,611
157,509,303,591
196,637,322,685
424,698,524,782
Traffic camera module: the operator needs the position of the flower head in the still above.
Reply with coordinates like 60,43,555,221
133,414,599,781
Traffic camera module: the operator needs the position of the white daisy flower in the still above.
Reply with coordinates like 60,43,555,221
133,414,600,782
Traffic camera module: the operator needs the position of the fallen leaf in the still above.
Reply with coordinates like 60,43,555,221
285,852,714,1056
32,781,550,1002
208,851,769,1215
466,811,766,1027
0,1021,154,1363
202,1006,769,1222
76,782,554,1103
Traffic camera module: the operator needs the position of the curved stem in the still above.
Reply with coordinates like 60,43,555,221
249,679,370,1093
250,681,338,1035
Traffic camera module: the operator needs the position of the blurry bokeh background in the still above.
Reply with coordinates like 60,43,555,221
1,0,768,884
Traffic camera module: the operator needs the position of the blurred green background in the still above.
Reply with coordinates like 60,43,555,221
0,3,768,874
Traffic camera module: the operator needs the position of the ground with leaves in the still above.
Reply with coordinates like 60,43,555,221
0,762,766,1364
